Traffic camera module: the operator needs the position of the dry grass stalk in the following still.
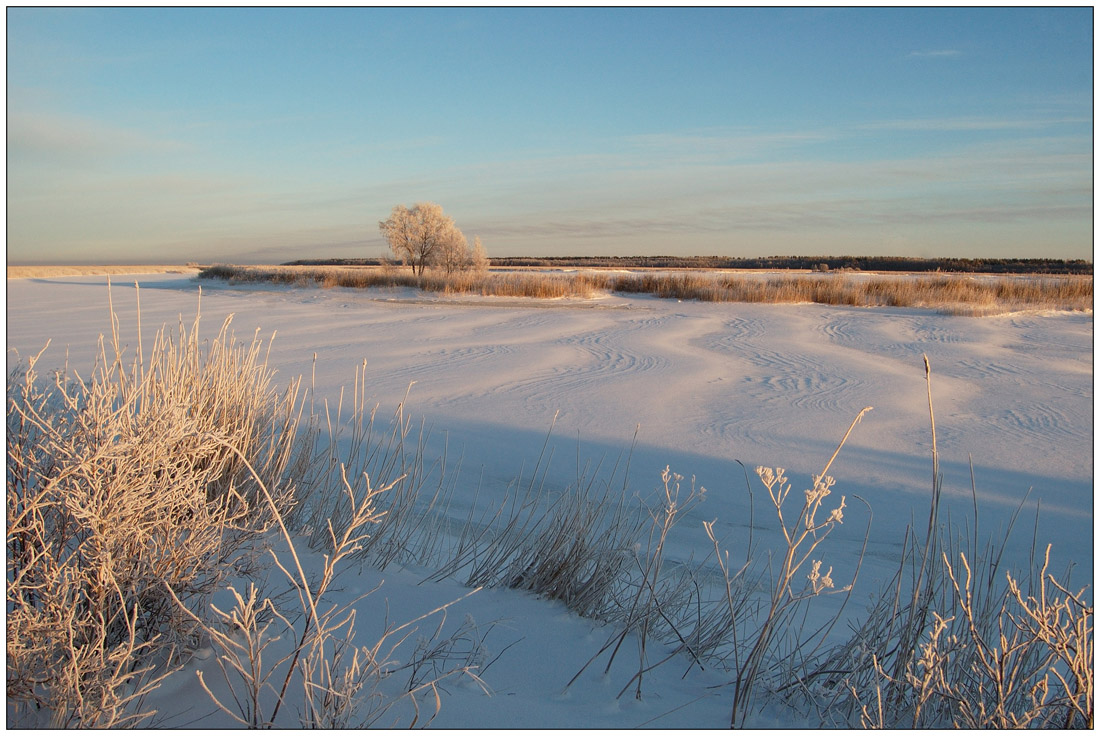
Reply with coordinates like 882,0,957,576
801,359,1092,730
720,407,871,727
851,545,1092,729
427,422,647,622
612,468,707,700
6,285,308,727
563,464,734,699
165,441,492,728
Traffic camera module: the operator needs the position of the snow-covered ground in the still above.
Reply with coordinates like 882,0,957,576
6,273,1093,728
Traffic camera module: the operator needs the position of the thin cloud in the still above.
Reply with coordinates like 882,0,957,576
462,133,1091,244
475,194,1090,244
8,111,186,163
858,116,1090,132
622,129,833,162
908,49,962,58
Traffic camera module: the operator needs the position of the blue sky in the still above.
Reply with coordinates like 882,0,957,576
7,6,1093,264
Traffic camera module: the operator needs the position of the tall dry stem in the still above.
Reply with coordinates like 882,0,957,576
726,406,871,726
7,286,310,727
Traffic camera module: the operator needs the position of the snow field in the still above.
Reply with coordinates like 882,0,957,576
6,273,1092,727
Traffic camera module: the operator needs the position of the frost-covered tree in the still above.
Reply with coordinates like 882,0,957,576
438,233,490,274
436,227,472,275
378,202,466,276
469,235,489,272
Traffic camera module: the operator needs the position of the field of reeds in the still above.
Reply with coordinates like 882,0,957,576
7,288,1092,728
198,264,607,299
199,264,1092,314
7,265,200,279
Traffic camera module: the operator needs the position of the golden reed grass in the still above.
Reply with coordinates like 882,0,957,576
200,265,1091,314
8,265,200,279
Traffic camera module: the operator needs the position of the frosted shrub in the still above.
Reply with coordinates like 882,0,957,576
7,288,497,728
7,290,308,727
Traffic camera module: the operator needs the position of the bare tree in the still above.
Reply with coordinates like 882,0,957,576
378,202,466,276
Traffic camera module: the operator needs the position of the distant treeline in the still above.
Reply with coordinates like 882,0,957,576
284,256,1092,275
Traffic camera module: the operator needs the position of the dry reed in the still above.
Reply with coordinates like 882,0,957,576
200,264,1092,314
7,265,199,279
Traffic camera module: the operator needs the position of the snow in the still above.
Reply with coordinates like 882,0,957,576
6,273,1093,728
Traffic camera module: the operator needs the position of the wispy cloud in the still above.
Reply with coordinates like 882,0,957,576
620,129,833,163
858,116,1090,132
7,107,1090,263
477,197,1090,244
448,129,1091,252
908,49,962,58
7,111,185,164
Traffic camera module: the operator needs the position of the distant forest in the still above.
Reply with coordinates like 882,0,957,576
285,255,1092,274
